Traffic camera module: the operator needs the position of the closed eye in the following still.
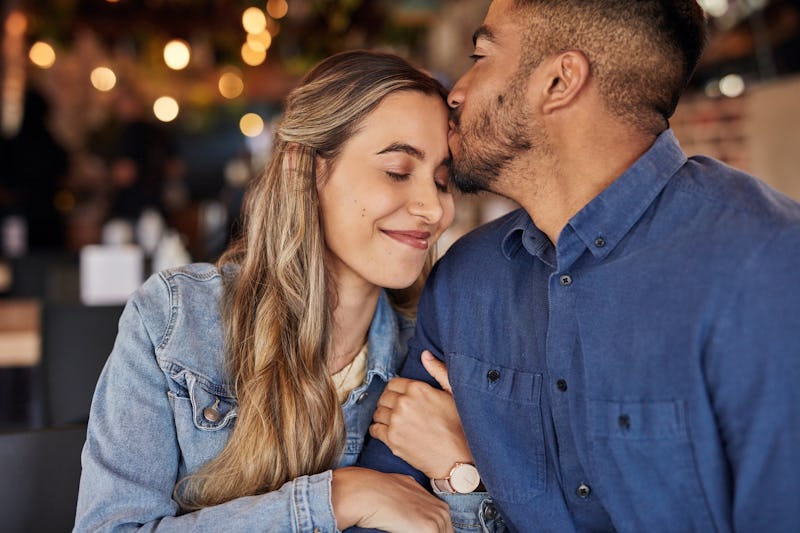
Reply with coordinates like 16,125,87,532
386,171,410,181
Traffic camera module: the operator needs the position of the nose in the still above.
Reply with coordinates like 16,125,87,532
407,182,444,225
447,73,468,109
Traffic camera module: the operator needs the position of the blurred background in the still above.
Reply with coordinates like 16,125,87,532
0,0,799,430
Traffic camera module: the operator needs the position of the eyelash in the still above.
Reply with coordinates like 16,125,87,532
386,171,450,193
469,54,484,63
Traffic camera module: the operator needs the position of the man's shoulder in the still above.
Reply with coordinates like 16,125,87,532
675,156,800,229
441,207,525,263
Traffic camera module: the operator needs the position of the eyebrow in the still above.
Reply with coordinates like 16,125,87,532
377,142,425,160
377,142,451,167
472,25,495,46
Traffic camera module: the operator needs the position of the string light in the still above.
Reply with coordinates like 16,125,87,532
246,30,272,53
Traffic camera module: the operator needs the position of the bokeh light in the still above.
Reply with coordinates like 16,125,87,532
242,7,267,34
90,67,117,92
163,39,191,70
153,96,180,122
266,0,289,20
240,113,264,137
218,69,244,99
241,42,267,66
29,41,56,69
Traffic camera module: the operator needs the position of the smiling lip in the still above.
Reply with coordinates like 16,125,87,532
381,229,431,250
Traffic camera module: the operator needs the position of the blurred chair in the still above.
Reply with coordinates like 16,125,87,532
0,423,87,532
42,304,123,426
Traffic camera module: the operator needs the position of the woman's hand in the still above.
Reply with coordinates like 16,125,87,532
369,351,472,479
331,466,452,532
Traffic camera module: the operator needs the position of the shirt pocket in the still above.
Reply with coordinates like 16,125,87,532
586,399,715,532
168,371,237,473
448,352,545,503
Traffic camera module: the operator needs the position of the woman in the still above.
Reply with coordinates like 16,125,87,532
75,50,456,532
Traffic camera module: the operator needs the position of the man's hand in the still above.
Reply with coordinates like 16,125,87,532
369,351,472,479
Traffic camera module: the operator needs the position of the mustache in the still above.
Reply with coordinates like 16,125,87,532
450,108,461,127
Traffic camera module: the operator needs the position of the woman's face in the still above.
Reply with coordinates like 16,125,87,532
318,90,454,290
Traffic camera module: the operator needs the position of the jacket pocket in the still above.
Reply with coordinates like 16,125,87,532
448,352,545,503
586,399,715,532
168,371,238,473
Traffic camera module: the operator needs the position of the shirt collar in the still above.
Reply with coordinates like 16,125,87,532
569,129,687,259
501,129,687,261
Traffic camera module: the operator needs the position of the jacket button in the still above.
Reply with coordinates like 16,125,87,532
576,483,591,498
487,369,501,382
556,379,568,392
203,407,221,422
356,391,368,404
559,274,573,286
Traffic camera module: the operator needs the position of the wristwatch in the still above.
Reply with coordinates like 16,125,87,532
431,462,481,494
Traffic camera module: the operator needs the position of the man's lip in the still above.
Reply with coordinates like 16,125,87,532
381,229,432,250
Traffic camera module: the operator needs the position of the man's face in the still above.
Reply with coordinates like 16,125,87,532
447,0,538,194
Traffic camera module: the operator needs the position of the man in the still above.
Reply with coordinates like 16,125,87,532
358,0,800,532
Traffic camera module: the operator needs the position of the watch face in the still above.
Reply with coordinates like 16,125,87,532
450,463,480,493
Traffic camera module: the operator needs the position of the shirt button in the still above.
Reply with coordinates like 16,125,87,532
487,369,501,382
556,379,568,392
559,274,573,286
594,237,606,248
356,391,369,404
576,483,591,498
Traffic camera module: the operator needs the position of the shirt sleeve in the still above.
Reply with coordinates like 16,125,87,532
74,289,338,533
705,223,800,532
353,264,495,533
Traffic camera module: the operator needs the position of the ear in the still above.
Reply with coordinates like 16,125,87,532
538,50,590,115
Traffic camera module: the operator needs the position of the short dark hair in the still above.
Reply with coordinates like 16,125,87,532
513,0,707,133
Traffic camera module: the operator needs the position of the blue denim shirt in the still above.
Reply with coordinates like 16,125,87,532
74,263,413,532
359,130,800,532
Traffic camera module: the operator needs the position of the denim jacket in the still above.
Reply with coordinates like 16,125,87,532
74,263,413,532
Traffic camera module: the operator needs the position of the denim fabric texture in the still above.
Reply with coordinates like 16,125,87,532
74,263,413,532
359,130,800,532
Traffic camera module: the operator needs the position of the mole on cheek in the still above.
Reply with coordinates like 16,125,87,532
497,94,504,106
361,208,366,218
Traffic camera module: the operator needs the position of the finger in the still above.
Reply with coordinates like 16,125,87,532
384,376,414,393
376,388,401,409
422,350,452,393
371,405,392,426
369,421,388,444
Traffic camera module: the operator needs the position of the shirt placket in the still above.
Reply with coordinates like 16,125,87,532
546,231,614,529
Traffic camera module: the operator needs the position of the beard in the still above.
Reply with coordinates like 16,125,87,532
450,72,536,194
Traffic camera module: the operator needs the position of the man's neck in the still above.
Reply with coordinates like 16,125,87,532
500,127,658,245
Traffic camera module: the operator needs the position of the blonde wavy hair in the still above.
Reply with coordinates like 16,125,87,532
177,50,449,509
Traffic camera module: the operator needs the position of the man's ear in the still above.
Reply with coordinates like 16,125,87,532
538,50,590,115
